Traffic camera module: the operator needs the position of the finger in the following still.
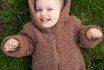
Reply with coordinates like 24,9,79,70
6,39,19,48
10,39,19,47
11,41,19,47
4,45,10,52
4,43,16,52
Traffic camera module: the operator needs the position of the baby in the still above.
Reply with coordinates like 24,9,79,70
1,0,103,70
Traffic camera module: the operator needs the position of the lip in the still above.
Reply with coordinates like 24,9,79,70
40,18,51,22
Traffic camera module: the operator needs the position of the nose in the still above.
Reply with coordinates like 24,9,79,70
41,10,47,17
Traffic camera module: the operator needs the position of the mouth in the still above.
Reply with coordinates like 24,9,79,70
40,18,51,22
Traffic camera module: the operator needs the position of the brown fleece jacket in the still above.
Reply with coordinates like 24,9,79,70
1,0,103,70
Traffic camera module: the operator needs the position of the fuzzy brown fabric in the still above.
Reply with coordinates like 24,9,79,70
1,0,103,70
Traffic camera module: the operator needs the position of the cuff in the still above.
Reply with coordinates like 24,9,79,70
1,35,28,57
79,25,103,48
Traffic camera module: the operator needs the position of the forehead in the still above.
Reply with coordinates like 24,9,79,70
36,0,60,6
36,0,60,2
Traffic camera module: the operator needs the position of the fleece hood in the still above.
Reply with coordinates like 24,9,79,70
28,0,71,31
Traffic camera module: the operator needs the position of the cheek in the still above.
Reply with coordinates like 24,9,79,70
36,13,40,19
51,10,61,19
51,13,60,20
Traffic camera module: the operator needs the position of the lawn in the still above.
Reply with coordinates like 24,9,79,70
0,0,104,70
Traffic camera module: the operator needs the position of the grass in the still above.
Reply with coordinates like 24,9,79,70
71,0,104,70
0,0,104,70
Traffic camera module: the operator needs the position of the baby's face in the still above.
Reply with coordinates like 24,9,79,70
36,0,62,28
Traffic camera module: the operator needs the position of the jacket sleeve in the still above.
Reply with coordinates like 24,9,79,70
1,22,35,57
73,16,103,48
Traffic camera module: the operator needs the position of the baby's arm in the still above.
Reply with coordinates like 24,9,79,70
73,16,103,48
79,25,103,48
1,22,34,57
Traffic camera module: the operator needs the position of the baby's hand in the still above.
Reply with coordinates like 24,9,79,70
86,28,103,39
4,39,19,52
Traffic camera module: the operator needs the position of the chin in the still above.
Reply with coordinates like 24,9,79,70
43,25,54,28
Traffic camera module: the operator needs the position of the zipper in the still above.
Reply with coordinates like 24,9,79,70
51,28,60,70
